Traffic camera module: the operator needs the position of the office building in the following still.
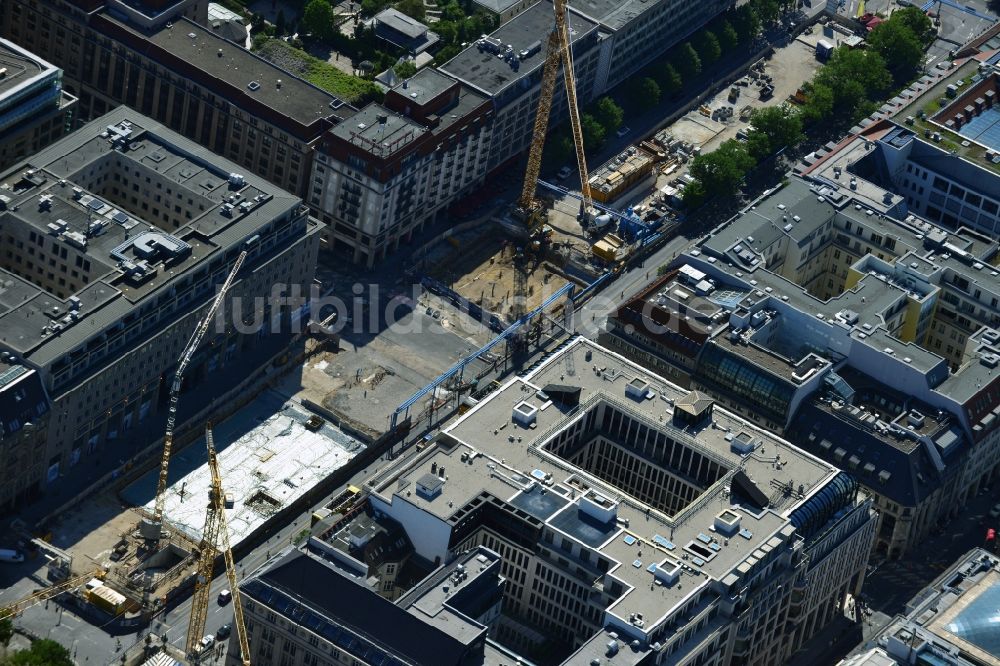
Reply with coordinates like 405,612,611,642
0,38,77,171
233,544,507,666
0,362,50,513
0,0,355,200
0,107,321,501
842,548,1000,665
240,337,877,665
311,68,492,265
440,0,602,172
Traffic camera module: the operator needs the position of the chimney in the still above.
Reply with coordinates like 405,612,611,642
431,462,438,474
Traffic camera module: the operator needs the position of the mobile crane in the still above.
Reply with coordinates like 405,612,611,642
185,424,250,665
140,251,248,544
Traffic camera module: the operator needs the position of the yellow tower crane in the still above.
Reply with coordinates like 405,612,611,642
185,424,250,665
515,0,593,232
140,250,248,544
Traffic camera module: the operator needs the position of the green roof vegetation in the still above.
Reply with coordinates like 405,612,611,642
254,38,382,104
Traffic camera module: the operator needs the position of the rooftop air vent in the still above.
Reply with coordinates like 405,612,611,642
512,401,537,427
247,81,261,91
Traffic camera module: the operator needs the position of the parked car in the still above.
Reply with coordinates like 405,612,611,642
218,589,232,605
200,635,215,651
217,624,232,640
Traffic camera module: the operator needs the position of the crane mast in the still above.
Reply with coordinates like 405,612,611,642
516,0,593,229
141,251,248,542
186,425,250,665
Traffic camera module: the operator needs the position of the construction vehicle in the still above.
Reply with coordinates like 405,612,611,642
141,250,248,544
0,569,105,621
185,425,250,665
514,0,592,233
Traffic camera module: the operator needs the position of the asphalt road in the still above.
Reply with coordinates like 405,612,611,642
576,232,702,338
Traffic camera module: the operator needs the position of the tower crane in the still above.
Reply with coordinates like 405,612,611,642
508,0,591,359
185,425,251,665
515,0,593,232
140,251,248,543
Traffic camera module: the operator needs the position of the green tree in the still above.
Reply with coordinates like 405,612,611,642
719,20,740,50
675,42,702,81
731,4,761,44
813,48,891,120
580,113,606,151
746,105,803,159
695,31,722,65
275,8,287,35
544,133,574,168
866,19,925,83
750,0,780,25
892,6,935,44
800,82,834,124
441,0,465,20
393,60,417,78
626,77,661,111
0,618,12,647
657,61,683,96
301,0,333,38
689,139,755,195
681,179,708,208
396,0,426,21
592,97,624,133
8,639,73,666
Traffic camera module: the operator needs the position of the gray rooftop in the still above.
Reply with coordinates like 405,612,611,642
0,107,304,370
439,0,598,97
392,68,457,105
331,104,428,158
0,38,58,100
374,8,429,39
569,0,657,32
109,16,346,128
369,338,837,625
863,548,1000,666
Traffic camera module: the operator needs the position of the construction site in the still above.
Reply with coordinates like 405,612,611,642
0,249,369,665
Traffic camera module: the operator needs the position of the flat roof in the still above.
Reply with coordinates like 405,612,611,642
123,394,365,545
0,38,59,100
392,68,457,105
0,107,304,368
569,0,651,31
331,104,428,157
439,0,598,97
99,15,348,130
369,338,837,624
375,8,429,39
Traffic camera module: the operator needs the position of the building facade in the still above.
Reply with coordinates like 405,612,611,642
256,337,876,666
233,545,506,666
311,69,492,266
0,107,321,503
842,548,1000,665
0,0,355,201
0,37,77,171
